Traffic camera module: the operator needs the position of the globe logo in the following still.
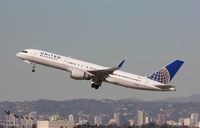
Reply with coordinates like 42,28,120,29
148,68,170,84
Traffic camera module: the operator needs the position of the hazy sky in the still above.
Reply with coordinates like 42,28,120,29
0,1,200,101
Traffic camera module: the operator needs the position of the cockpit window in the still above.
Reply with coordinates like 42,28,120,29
21,50,28,53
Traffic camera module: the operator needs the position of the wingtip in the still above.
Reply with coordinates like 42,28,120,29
117,59,125,68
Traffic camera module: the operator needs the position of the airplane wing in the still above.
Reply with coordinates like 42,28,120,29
87,60,125,80
87,67,119,76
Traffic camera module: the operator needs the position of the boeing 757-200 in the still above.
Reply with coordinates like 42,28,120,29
16,49,184,91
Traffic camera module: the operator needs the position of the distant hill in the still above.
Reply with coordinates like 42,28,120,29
159,94,200,103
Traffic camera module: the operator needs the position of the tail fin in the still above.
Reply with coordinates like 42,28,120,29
148,60,184,84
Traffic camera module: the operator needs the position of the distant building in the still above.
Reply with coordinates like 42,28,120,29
179,118,185,126
120,113,130,126
157,113,166,126
68,114,74,123
37,114,74,128
7,113,18,127
37,120,74,128
184,118,191,126
137,110,145,126
22,114,33,128
145,115,152,125
77,117,88,125
191,113,199,126
108,119,116,125
49,114,60,121
29,111,37,126
113,112,120,126
94,116,102,126
37,121,49,128
128,119,135,126
167,120,175,126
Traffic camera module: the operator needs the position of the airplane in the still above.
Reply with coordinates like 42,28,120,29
16,49,184,91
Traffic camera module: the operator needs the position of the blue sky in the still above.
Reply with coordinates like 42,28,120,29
0,0,200,101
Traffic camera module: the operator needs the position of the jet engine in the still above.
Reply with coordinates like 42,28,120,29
70,69,90,80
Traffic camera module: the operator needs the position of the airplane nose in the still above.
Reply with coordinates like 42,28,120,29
16,52,20,57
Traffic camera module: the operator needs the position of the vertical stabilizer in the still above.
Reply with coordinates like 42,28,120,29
148,60,184,84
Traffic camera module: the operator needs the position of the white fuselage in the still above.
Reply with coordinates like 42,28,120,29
16,49,172,91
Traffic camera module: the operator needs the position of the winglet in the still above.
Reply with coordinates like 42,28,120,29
117,60,125,68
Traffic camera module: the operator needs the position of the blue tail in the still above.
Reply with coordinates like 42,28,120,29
148,60,184,84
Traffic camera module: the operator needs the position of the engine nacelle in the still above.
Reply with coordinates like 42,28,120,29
70,69,90,80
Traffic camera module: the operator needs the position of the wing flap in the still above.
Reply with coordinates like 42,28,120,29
87,67,119,76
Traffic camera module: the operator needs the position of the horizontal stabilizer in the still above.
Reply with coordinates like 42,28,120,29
155,85,175,89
